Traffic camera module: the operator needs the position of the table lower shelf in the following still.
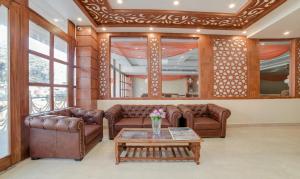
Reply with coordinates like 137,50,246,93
119,145,196,163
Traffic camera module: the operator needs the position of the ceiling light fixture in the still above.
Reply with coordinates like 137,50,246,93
77,17,82,22
53,18,59,22
242,31,247,34
229,3,236,9
117,0,123,4
173,1,180,6
149,27,154,31
283,31,290,36
102,27,107,31
196,29,201,33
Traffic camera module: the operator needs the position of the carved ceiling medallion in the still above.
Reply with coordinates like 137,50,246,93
75,0,286,29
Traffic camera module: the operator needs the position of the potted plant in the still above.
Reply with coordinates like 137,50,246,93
150,109,166,135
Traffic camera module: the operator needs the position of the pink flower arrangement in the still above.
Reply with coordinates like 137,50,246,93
150,109,166,121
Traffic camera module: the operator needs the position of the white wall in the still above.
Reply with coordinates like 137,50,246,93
98,99,300,125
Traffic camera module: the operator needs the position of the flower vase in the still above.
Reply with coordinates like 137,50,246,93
151,117,162,135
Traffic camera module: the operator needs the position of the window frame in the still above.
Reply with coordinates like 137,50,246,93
28,13,73,114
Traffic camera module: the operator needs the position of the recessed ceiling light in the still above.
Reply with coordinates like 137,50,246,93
173,1,180,6
242,31,247,34
189,49,193,51
117,0,123,4
229,3,236,9
53,18,59,22
162,47,166,50
102,27,107,31
196,29,201,32
149,27,154,31
283,31,290,36
77,17,82,22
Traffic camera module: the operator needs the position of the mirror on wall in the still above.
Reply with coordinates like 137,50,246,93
259,41,291,97
110,37,148,98
161,38,199,98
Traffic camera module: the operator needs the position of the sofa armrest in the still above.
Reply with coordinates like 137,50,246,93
207,104,231,123
104,105,122,139
85,110,104,125
178,105,194,128
25,115,84,133
166,105,182,127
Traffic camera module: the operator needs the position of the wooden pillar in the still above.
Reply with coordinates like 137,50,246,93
76,26,99,109
199,35,213,99
247,39,260,98
68,21,76,107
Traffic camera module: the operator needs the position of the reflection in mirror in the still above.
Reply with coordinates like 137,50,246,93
110,37,148,98
259,41,290,96
161,38,199,98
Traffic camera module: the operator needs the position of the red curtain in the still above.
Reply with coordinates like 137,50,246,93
259,44,289,60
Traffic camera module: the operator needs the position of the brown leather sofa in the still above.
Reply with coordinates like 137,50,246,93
178,104,231,138
25,107,103,161
105,105,182,139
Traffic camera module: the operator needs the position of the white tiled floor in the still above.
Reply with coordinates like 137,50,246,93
1,126,300,179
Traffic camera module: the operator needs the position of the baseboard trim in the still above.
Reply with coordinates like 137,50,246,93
228,123,300,128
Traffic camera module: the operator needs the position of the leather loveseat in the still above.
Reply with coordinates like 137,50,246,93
105,105,181,139
25,107,103,161
178,104,231,138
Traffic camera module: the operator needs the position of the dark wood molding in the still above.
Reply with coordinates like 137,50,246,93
74,0,286,30
247,39,260,98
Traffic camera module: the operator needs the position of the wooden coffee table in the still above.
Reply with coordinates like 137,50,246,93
114,128,202,165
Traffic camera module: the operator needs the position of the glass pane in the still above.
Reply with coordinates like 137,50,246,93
110,37,148,98
74,67,76,86
54,36,68,62
161,38,199,98
259,41,290,96
29,86,50,114
0,5,9,158
73,87,76,106
54,62,67,85
29,21,50,56
54,87,68,110
29,54,50,83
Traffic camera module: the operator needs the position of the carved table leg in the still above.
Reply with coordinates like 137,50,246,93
115,142,120,165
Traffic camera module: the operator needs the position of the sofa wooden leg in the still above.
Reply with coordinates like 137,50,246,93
31,157,40,160
75,158,83,161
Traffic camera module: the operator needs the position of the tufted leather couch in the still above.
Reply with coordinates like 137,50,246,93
105,105,182,139
25,107,103,161
178,104,231,138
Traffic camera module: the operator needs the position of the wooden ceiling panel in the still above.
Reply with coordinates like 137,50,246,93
74,0,287,30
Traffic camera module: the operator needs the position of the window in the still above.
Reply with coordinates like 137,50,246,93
29,21,50,56
29,54,50,83
0,5,9,158
259,41,291,96
161,38,199,98
110,37,148,98
29,21,70,114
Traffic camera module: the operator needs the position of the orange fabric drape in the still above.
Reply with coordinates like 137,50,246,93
259,44,289,60
111,42,198,59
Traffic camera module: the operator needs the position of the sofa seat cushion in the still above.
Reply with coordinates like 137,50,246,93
194,117,221,130
115,118,144,131
143,118,171,128
84,125,101,144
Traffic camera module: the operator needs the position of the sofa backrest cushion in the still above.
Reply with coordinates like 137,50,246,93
121,105,168,118
184,105,208,117
70,108,99,124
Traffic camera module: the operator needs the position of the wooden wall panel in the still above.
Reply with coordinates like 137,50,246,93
292,39,300,97
76,26,99,109
98,33,110,99
212,36,248,98
199,35,213,98
247,39,260,98
148,34,162,98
